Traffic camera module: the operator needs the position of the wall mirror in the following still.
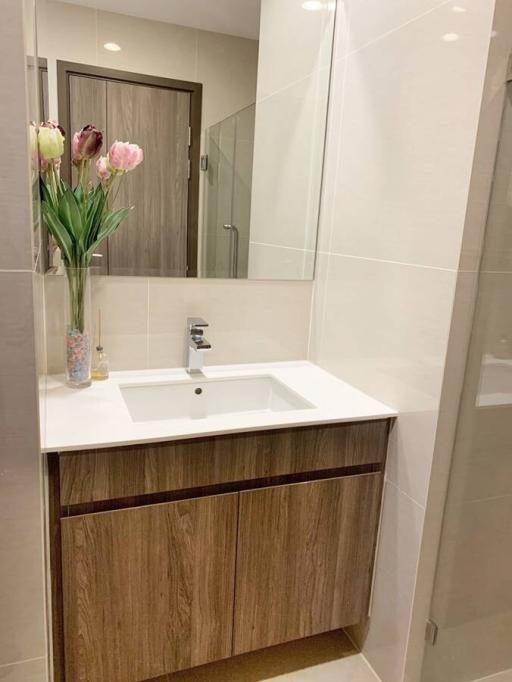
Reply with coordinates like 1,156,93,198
36,0,336,280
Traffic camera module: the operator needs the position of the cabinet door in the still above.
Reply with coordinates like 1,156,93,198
233,474,382,654
61,493,238,682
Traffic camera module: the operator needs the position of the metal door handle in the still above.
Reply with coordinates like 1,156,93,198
223,224,239,278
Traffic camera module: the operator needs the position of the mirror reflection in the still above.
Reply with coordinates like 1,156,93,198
37,0,336,280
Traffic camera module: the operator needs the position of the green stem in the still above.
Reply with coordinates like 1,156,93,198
66,267,88,333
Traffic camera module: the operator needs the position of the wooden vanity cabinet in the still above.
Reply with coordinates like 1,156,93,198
233,473,382,654
50,420,392,682
61,494,238,682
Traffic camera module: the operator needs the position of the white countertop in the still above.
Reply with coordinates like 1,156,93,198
40,361,396,453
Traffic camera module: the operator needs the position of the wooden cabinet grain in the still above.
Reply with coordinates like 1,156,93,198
233,474,382,654
61,493,238,682
51,420,391,681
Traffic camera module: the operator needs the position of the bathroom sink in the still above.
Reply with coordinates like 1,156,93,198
120,375,314,422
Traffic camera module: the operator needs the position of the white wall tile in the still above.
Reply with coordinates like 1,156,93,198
361,481,425,682
250,70,329,253
248,243,313,280
311,254,457,509
343,0,455,54
256,0,335,100
316,53,347,255
310,2,495,681
329,0,494,269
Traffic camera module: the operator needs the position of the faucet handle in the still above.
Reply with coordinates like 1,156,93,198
188,317,208,332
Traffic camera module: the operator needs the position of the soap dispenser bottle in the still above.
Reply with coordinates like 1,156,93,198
92,310,109,380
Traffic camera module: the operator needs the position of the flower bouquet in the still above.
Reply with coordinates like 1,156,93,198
37,120,143,386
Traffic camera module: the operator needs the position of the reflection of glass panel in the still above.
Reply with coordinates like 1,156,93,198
202,104,255,278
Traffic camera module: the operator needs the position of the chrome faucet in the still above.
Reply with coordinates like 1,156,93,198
186,317,211,375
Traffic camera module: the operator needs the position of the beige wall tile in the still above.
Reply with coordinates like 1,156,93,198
96,10,197,82
0,658,47,682
46,275,149,373
196,29,259,130
0,3,34,271
0,438,46,666
38,1,258,131
147,277,312,369
91,276,149,370
46,276,312,372
0,279,46,667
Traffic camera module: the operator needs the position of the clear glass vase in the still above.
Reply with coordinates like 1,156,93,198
64,267,92,388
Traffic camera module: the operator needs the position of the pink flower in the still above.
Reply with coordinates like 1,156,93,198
96,155,111,182
108,141,143,172
72,125,103,165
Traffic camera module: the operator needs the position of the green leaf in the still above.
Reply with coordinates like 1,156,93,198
85,207,130,260
40,180,57,211
74,183,85,206
58,186,83,243
41,202,74,265
85,186,107,248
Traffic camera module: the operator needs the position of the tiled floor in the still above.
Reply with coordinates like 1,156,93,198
166,631,379,681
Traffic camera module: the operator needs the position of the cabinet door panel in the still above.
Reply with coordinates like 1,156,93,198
62,493,237,682
234,474,381,654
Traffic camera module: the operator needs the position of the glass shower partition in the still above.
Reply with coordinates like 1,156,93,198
421,83,512,682
201,104,255,278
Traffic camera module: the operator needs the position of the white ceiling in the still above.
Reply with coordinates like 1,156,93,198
59,0,261,40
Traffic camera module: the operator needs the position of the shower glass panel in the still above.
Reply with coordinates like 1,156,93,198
201,104,255,278
421,87,512,682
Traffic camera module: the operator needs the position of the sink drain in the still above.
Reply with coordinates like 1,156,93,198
194,387,203,395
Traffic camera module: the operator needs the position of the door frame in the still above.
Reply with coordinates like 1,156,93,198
57,60,203,277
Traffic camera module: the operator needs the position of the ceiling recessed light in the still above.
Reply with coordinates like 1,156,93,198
452,5,467,12
302,1,323,10
104,42,121,52
442,33,460,42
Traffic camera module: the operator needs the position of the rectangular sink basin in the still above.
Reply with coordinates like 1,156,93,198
120,375,315,422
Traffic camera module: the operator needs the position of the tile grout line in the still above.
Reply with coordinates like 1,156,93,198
250,241,315,253
319,250,459,273
0,268,34,274
336,0,457,63
0,656,46,670
385,476,427,512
